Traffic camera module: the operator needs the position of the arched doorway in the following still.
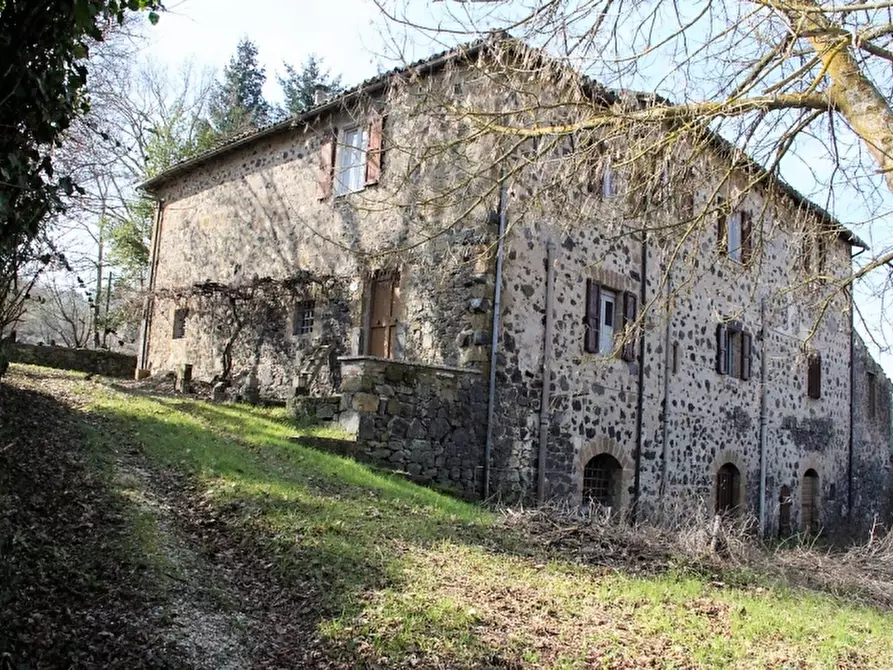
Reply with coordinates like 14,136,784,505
778,485,792,537
802,469,819,533
582,453,622,510
715,463,741,515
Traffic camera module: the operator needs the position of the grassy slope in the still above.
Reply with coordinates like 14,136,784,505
16,366,893,669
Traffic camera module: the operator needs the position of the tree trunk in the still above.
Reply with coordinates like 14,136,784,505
779,0,893,194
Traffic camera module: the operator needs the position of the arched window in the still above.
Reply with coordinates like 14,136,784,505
582,454,622,509
802,469,819,533
778,485,792,537
715,463,741,515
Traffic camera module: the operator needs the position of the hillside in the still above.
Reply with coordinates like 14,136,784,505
2,364,892,669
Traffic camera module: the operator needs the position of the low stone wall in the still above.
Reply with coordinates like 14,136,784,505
335,356,487,498
9,343,136,379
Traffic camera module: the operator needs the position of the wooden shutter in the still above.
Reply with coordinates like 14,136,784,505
717,212,728,255
716,324,728,375
807,354,822,399
317,131,337,200
741,332,752,381
584,279,600,353
621,291,637,362
741,211,753,264
368,272,399,358
365,111,384,186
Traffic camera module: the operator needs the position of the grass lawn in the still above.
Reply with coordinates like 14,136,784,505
4,364,893,669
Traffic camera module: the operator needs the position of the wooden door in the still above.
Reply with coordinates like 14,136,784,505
368,273,398,358
779,485,792,537
802,471,819,533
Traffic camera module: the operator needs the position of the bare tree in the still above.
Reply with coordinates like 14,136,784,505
366,1,893,353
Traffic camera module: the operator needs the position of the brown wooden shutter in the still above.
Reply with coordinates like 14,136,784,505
807,354,822,399
717,212,728,255
365,111,384,186
741,332,752,381
621,291,637,362
741,211,753,264
584,279,600,353
716,324,728,374
802,236,811,274
317,130,337,200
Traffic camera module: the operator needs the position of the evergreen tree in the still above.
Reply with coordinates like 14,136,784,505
278,55,343,116
208,37,270,136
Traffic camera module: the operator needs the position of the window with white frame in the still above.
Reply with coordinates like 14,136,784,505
584,280,638,360
334,127,368,195
598,289,616,355
727,210,743,262
602,160,615,198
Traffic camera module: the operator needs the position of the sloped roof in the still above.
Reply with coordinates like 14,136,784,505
139,34,866,249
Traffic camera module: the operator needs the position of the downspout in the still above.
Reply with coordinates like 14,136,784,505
632,232,647,521
483,179,508,500
138,198,165,373
537,240,557,503
848,247,866,517
759,298,768,536
659,266,674,501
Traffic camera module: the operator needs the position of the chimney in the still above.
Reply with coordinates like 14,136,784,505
313,84,330,106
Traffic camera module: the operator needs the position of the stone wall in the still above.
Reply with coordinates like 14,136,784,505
142,68,501,398
335,357,486,498
851,334,893,535
490,142,858,538
8,343,136,378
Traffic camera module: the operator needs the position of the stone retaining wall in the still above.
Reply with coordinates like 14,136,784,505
335,356,487,498
8,343,136,379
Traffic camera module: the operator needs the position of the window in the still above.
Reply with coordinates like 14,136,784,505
716,463,741,515
599,289,616,355
715,324,752,380
868,372,877,419
293,300,316,336
582,454,622,509
335,127,368,195
601,161,615,198
584,280,638,360
317,112,384,199
807,354,822,399
718,205,752,263
802,469,819,533
172,308,188,339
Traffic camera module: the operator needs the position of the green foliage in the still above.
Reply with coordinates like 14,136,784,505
278,55,343,116
208,37,271,137
0,0,162,256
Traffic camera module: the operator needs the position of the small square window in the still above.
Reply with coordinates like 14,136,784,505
172,308,188,339
293,300,316,336
334,127,367,196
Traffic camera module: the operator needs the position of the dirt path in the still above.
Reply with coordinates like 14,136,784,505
1,367,341,669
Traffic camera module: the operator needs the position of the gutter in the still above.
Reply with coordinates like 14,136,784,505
848,246,867,517
483,178,508,500
632,231,647,521
659,264,674,501
758,298,768,535
537,239,557,503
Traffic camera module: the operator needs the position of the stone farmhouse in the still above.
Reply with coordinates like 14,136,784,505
137,37,892,537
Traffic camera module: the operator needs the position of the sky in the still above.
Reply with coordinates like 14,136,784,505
144,0,392,102
139,0,893,375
